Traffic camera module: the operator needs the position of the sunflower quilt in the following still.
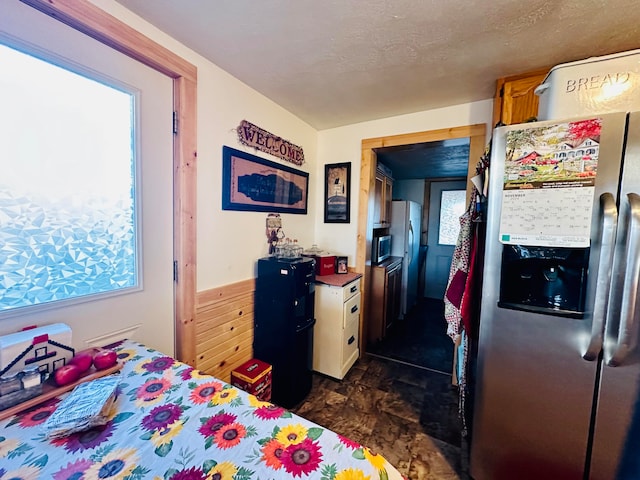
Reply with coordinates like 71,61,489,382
0,340,404,480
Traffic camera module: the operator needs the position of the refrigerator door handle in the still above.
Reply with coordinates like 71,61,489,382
584,193,618,361
608,193,640,367
408,220,414,265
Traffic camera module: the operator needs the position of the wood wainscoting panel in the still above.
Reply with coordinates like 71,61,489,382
195,279,255,381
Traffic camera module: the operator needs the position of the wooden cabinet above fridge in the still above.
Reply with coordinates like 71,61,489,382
493,68,550,127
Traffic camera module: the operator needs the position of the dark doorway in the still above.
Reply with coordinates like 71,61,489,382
366,140,469,375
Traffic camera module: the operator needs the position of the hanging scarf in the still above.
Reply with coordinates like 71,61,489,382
444,189,479,339
443,141,491,436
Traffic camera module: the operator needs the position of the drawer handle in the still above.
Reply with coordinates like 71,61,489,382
351,305,358,313
350,285,357,293
348,335,355,345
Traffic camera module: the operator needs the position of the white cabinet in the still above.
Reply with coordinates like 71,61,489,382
313,277,361,379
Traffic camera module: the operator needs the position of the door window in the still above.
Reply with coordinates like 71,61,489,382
0,44,138,315
1,0,174,355
438,189,466,245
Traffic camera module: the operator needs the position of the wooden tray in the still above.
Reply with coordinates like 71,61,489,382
0,362,123,421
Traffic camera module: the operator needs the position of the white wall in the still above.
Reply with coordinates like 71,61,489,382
94,1,494,283
314,100,494,264
93,1,318,290
393,179,426,205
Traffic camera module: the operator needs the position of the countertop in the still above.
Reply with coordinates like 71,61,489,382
372,256,403,269
314,272,362,287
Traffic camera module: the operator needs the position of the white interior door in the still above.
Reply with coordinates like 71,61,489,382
424,181,467,299
0,1,175,355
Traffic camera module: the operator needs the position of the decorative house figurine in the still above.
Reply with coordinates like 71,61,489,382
0,323,74,378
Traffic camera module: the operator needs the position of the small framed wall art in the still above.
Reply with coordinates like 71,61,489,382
336,256,348,274
324,162,351,223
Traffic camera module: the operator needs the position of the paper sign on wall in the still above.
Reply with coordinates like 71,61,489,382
499,118,601,248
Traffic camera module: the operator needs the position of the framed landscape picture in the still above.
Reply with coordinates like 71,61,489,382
222,146,309,214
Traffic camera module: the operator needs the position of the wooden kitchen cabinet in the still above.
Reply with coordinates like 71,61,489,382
313,277,361,380
493,68,550,127
368,257,402,344
386,262,402,329
373,165,393,227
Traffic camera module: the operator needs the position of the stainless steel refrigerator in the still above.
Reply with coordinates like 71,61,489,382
390,200,422,317
471,111,640,480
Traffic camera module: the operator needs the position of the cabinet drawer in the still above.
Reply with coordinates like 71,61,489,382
343,293,361,328
342,278,360,302
342,317,359,365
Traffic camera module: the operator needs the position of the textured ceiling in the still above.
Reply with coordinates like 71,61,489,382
376,139,471,180
116,0,640,130
114,0,640,180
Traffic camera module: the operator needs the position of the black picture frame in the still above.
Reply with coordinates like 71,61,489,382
324,162,351,223
222,146,309,214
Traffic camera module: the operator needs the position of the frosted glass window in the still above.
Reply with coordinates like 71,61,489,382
439,190,466,245
0,44,137,314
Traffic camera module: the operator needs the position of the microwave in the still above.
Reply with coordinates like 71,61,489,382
373,234,391,264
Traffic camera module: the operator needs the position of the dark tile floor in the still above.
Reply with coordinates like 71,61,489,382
293,299,469,480
368,297,454,374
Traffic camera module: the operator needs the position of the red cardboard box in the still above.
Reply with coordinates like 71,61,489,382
230,358,272,401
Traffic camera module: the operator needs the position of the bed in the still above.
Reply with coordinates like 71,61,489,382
0,340,404,479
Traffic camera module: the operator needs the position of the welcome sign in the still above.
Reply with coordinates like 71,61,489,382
236,120,305,166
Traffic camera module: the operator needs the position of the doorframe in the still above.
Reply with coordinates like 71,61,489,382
23,0,198,365
356,124,486,354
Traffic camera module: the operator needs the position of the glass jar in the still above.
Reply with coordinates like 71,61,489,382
304,244,322,256
21,366,42,389
0,373,22,395
274,245,284,258
290,240,303,258
280,238,293,258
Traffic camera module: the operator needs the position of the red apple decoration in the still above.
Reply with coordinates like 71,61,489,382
93,348,118,370
68,350,94,373
54,364,82,386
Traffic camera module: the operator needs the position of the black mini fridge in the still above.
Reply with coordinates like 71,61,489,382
254,256,315,408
